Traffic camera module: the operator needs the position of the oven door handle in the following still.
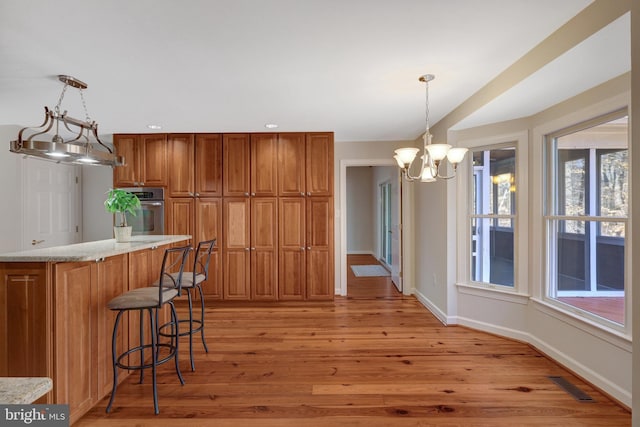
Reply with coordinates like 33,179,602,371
142,202,163,207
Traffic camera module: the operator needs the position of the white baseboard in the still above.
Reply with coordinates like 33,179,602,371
413,291,631,408
413,289,454,325
454,316,631,408
346,250,376,256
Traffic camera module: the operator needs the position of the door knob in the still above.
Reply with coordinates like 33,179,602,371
31,239,45,246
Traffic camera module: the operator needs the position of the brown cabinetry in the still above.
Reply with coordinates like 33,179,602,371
116,131,334,301
113,134,168,187
53,262,97,421
167,133,222,298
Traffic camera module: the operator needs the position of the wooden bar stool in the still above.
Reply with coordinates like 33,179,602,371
158,239,216,371
105,245,191,415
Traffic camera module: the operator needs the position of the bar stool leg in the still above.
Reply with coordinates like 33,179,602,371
139,310,145,384
170,301,185,385
197,284,209,353
106,310,123,413
149,308,159,415
187,289,195,371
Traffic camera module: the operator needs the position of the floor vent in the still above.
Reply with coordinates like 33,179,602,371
548,376,595,402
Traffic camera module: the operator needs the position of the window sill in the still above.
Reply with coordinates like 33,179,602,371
456,282,530,305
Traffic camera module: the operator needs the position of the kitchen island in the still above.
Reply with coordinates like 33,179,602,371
0,235,191,424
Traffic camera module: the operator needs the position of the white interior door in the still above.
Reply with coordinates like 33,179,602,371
390,171,402,292
24,158,81,250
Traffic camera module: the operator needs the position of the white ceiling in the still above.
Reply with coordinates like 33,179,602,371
0,0,628,143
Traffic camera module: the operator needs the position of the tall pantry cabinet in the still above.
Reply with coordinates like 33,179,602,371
114,131,333,301
166,133,223,299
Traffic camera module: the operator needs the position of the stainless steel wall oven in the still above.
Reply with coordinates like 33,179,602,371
117,187,164,236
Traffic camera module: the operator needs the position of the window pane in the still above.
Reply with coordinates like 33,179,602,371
551,219,625,324
598,149,628,219
557,150,586,216
472,148,516,215
470,217,514,287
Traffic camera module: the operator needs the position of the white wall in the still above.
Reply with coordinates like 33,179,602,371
346,166,374,254
450,80,632,407
81,164,114,241
0,125,24,253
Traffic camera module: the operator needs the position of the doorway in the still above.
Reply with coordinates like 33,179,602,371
341,160,402,297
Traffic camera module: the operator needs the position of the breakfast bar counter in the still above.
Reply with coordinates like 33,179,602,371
0,235,191,262
0,235,191,424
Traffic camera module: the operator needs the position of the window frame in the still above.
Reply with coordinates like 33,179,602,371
544,108,629,330
455,131,528,295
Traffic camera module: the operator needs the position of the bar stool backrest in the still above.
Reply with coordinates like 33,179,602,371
158,245,192,304
192,239,216,283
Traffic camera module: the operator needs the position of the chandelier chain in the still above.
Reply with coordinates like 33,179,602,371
79,89,92,123
54,83,68,116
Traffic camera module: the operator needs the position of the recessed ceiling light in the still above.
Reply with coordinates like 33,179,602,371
264,123,278,129
147,124,162,130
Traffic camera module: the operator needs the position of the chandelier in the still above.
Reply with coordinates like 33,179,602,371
394,74,467,182
9,75,123,167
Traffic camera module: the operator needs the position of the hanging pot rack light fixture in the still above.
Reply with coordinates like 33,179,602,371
394,74,467,182
9,75,123,167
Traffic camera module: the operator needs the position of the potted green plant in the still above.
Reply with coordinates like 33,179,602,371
104,189,141,242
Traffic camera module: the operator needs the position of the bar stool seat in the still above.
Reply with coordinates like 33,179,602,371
106,245,191,415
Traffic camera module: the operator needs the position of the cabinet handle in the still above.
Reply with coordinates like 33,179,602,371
300,192,305,196
195,193,200,197
307,192,311,196
245,247,250,251
251,192,256,196
244,192,249,196
189,192,194,197
300,247,305,251
251,247,256,251
307,246,311,250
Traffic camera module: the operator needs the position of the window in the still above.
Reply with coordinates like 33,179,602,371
546,111,628,325
470,146,516,287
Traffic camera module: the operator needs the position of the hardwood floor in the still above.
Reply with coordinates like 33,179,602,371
77,256,630,426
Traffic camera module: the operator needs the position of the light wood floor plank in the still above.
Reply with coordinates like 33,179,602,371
76,255,630,426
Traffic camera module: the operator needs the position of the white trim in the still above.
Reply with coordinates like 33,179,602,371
413,288,455,325
456,282,530,305
346,250,376,256
456,313,631,407
454,131,529,294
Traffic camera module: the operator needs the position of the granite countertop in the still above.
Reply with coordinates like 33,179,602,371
0,377,52,404
0,235,192,262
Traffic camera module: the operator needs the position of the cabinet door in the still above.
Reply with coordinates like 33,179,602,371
196,134,223,197
250,134,278,196
140,134,168,187
96,254,128,398
223,198,250,299
251,197,277,300
113,134,138,187
54,262,97,422
223,134,250,196
167,197,195,238
306,197,334,300
0,263,50,385
278,198,306,300
278,133,306,196
306,132,334,196
196,198,223,298
168,134,195,197
127,249,155,360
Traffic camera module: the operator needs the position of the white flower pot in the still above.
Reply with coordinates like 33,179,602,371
114,226,132,243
